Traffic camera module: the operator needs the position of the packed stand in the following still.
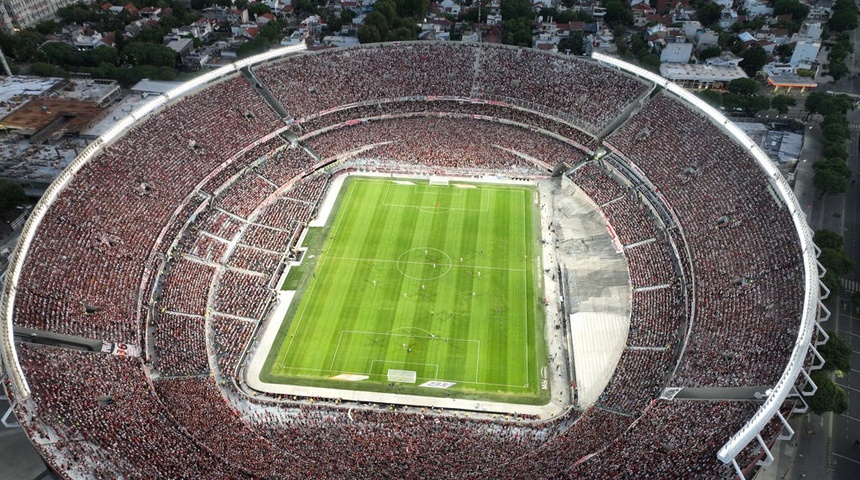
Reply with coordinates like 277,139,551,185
258,145,318,186
157,258,215,316
628,286,685,348
567,162,627,206
216,175,277,219
200,136,287,195
227,245,283,273
187,233,229,262
303,116,578,171
295,99,596,152
212,315,255,376
15,344,248,478
625,240,676,287
568,400,760,479
475,46,649,132
596,349,674,415
13,75,279,344
214,270,273,320
255,43,477,119
198,209,245,241
152,312,209,376
600,195,659,246
154,377,307,477
605,93,805,387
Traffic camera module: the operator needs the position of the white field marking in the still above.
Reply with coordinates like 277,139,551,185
369,360,439,380
324,255,526,273
380,180,491,213
277,179,359,369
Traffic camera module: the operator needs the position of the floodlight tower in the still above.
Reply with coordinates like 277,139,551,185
0,46,11,77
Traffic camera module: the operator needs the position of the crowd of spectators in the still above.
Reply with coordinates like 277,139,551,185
605,93,805,387
600,195,660,246
16,344,247,478
12,76,281,345
303,116,578,171
157,258,215,315
214,270,273,320
216,175,277,219
6,45,809,479
625,240,676,288
256,43,647,134
567,162,627,206
212,315,255,376
596,349,674,415
153,312,209,376
628,286,685,348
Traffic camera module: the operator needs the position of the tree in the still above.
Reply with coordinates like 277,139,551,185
695,1,722,27
500,0,532,20
697,89,723,107
0,179,27,215
829,9,859,32
726,78,759,96
815,229,845,250
503,17,533,46
744,95,771,116
739,46,767,76
820,331,852,373
698,46,721,61
771,95,796,114
559,31,585,55
604,0,633,26
11,30,45,63
121,42,177,68
773,0,809,23
807,371,848,415
358,25,382,43
29,62,68,78
813,159,852,197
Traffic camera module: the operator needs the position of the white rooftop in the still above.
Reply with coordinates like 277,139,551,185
660,63,748,82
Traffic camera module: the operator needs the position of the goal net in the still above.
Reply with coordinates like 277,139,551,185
387,369,417,383
429,176,449,186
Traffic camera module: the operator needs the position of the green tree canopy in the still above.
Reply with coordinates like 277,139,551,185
739,45,767,76
820,331,852,373
815,229,845,250
807,371,849,415
726,77,759,96
121,42,177,68
771,95,796,114
500,0,532,20
0,179,27,214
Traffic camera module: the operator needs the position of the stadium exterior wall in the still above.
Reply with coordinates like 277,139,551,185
0,44,307,400
591,52,823,470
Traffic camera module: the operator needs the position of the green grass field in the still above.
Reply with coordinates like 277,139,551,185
261,177,548,404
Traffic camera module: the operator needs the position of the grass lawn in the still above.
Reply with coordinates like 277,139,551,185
261,177,548,404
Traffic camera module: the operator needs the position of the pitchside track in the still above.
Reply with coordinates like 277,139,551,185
262,177,548,404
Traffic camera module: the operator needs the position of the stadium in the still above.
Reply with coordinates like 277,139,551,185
0,42,825,478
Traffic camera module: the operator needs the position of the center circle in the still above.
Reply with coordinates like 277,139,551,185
396,247,453,281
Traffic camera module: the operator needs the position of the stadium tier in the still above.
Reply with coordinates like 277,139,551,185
0,43,823,479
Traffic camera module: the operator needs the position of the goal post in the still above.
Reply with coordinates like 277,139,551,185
387,369,417,383
429,176,449,186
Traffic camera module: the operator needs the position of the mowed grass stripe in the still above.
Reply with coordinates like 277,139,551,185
267,178,544,401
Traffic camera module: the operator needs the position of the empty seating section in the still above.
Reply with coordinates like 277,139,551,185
605,93,804,387
153,312,208,376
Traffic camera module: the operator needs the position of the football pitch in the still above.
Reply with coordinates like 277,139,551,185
261,177,548,404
